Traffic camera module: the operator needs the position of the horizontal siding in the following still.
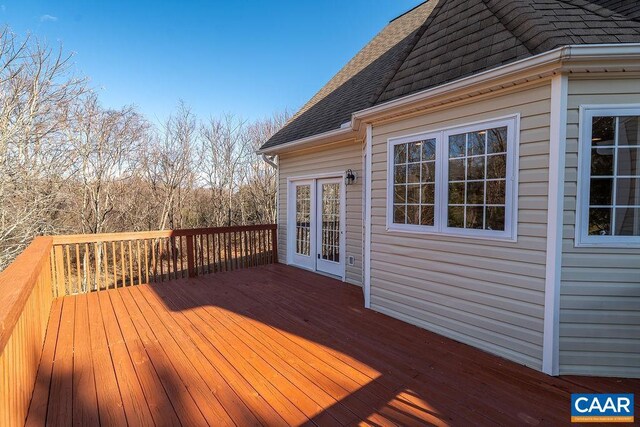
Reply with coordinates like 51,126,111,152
369,81,552,370
559,76,640,378
278,140,363,285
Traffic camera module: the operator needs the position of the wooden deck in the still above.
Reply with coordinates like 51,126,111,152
25,264,639,426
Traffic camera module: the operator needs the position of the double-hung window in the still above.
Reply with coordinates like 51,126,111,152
577,106,640,246
387,116,518,240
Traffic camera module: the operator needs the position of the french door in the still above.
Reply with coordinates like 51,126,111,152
289,177,343,277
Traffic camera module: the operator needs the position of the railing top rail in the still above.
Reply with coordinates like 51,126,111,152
51,224,277,245
0,236,53,352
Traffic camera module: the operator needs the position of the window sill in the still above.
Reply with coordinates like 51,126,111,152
574,239,640,249
385,224,517,243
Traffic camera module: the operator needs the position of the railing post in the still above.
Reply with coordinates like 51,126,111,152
186,235,197,278
271,226,278,264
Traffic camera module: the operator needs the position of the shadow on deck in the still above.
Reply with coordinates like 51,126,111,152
25,264,640,426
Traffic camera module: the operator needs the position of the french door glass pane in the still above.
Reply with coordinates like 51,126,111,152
321,183,340,262
295,185,311,256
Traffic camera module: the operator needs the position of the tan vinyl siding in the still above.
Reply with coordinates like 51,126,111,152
278,139,363,285
369,82,552,369
560,75,640,378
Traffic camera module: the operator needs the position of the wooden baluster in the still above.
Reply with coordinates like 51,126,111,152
128,240,134,287
158,239,164,283
49,250,57,298
272,226,278,264
165,238,171,280
111,241,117,289
230,231,235,270
178,236,185,278
220,232,226,271
54,245,65,297
256,230,261,266
228,232,233,271
75,244,81,294
240,231,246,269
118,241,124,287
84,243,91,292
250,231,256,267
186,235,195,278
205,234,211,274
263,229,268,265
193,234,204,276
102,242,108,290
172,237,178,280
154,239,159,283
199,234,205,275
144,239,150,284
94,242,101,292
211,233,218,273
227,232,232,271
194,234,199,275
253,230,258,267
137,240,142,285
246,231,251,268
216,233,222,272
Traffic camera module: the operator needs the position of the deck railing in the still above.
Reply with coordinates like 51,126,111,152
0,224,277,426
50,224,278,297
0,237,55,427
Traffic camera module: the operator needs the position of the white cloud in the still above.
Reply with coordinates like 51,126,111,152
40,14,58,22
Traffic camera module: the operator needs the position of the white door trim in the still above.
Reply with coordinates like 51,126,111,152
286,172,347,281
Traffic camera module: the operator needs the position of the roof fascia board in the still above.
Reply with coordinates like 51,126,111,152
257,127,355,155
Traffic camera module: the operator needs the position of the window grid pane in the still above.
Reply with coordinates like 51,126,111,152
392,138,436,226
588,116,640,236
447,127,507,231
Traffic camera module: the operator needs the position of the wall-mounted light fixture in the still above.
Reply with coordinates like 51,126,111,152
345,169,357,185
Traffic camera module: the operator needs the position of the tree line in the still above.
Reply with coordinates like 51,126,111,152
0,28,286,270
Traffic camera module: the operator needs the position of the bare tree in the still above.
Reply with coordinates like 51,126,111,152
68,93,148,234
242,112,289,223
0,25,292,272
0,28,86,269
144,101,196,231
199,113,253,226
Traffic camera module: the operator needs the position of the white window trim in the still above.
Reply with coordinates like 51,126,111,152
386,115,519,242
576,104,640,248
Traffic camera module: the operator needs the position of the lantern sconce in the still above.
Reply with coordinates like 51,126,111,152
345,169,357,185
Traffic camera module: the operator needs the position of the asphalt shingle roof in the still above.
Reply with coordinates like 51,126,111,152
262,0,640,150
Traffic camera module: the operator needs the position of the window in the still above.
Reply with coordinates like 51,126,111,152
577,106,640,246
387,116,518,240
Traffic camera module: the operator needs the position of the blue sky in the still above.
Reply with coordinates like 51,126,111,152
3,1,421,122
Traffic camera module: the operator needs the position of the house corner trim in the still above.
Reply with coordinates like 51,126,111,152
364,124,372,309
542,73,568,375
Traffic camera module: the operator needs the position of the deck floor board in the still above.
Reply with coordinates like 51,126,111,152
27,264,640,426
